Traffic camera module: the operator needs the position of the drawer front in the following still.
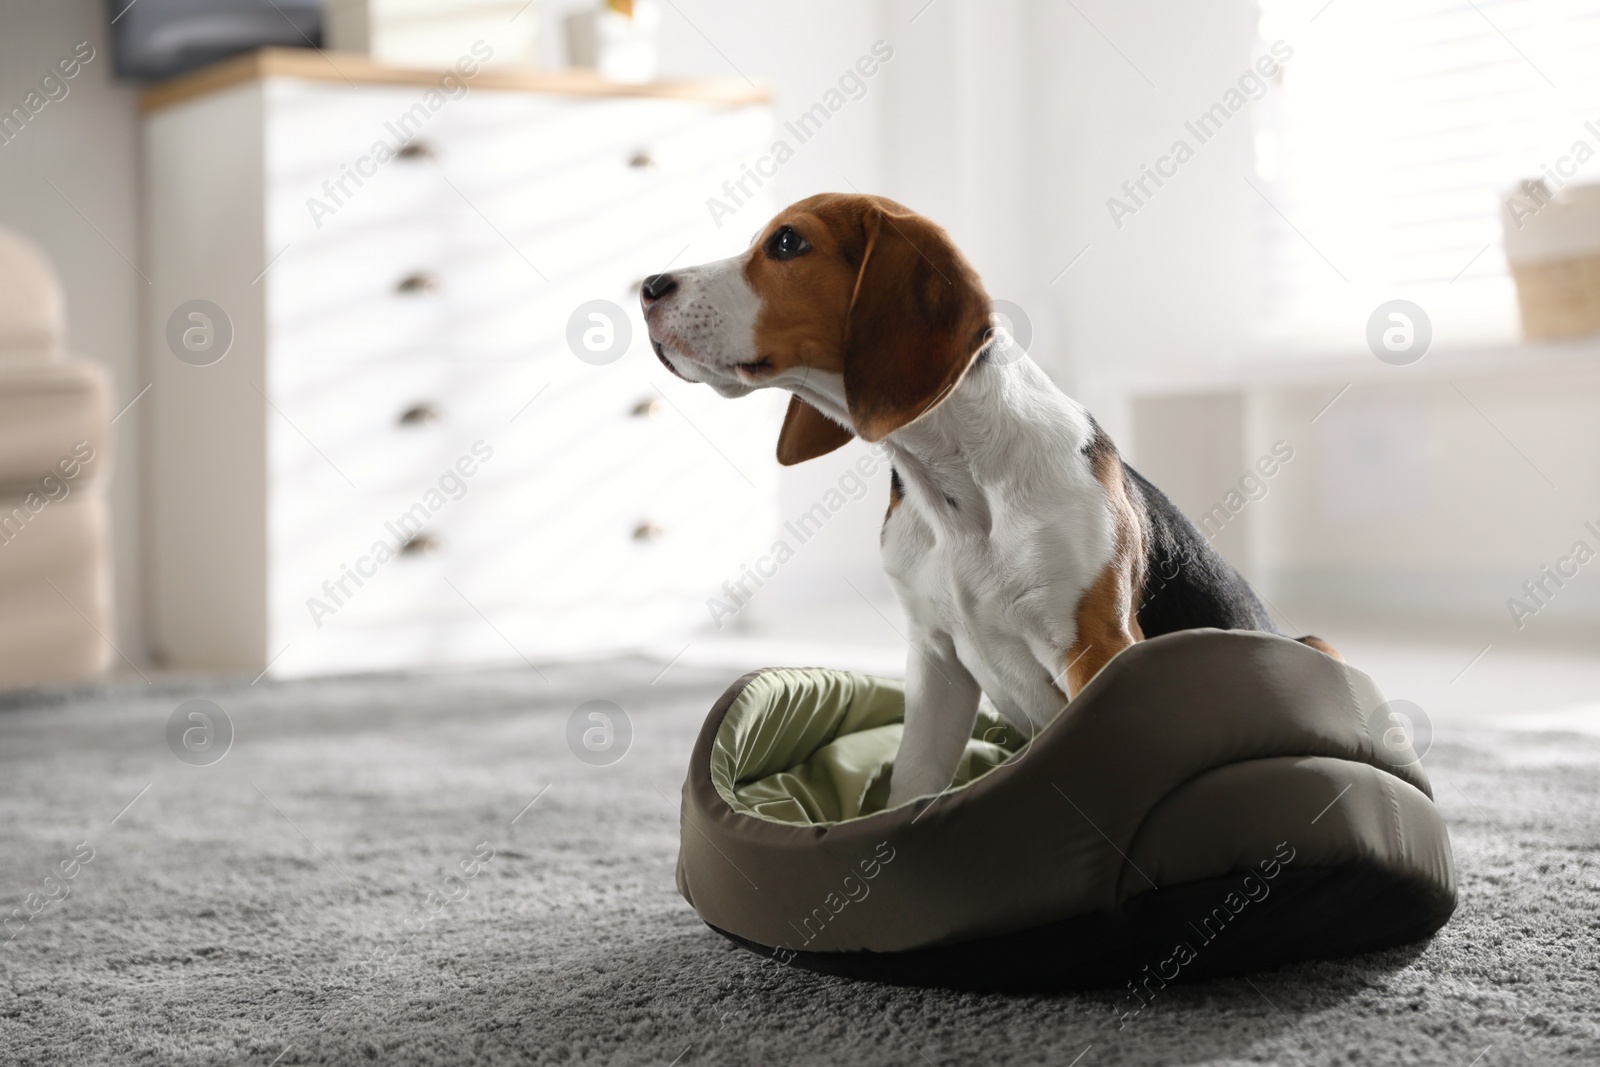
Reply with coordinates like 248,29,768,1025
263,82,725,230
267,217,456,360
266,356,543,495
435,93,770,234
267,455,777,638
263,78,457,261
265,338,777,496
269,595,712,677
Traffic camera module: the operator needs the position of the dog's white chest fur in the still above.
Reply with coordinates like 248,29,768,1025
875,359,1116,733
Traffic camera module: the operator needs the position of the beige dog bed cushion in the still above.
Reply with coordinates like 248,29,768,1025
675,629,1457,992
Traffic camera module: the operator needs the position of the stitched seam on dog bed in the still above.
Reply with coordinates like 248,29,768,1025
1385,773,1404,858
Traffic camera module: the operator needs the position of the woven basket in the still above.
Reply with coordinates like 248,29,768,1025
1511,255,1600,340
1503,180,1600,341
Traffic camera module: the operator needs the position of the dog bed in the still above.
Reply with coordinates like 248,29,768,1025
675,628,1457,992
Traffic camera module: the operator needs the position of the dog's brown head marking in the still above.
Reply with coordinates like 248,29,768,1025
747,194,993,465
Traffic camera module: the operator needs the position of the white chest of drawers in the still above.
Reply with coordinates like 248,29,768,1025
144,50,780,677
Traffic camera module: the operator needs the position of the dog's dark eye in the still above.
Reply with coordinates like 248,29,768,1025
764,225,810,261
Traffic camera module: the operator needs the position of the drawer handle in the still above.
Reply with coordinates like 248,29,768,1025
396,273,439,294
400,534,442,557
627,151,657,170
632,522,665,543
399,403,443,426
396,140,436,160
629,397,663,418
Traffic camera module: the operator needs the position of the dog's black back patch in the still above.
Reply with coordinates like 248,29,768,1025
1123,462,1278,637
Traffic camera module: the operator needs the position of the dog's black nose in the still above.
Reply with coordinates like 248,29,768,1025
640,273,678,303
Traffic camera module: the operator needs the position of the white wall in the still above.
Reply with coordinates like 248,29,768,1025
0,0,145,665
1023,0,1267,424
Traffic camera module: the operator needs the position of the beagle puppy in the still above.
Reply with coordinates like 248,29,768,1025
641,193,1337,808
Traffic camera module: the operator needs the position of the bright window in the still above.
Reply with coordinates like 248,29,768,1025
1253,0,1600,349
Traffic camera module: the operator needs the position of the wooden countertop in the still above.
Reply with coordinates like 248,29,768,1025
140,47,770,112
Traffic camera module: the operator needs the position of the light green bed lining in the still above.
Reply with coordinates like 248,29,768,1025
710,668,1027,826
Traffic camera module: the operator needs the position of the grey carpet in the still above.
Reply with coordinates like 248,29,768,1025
0,658,1596,1066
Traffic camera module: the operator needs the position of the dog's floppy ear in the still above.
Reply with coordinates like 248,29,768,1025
776,395,854,465
842,203,991,442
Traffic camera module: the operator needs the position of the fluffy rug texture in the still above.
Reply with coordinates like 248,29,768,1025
0,657,1596,1066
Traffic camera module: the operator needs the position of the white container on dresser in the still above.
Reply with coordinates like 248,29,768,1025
143,50,781,677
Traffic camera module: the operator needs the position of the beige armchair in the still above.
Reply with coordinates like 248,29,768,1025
0,228,115,686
